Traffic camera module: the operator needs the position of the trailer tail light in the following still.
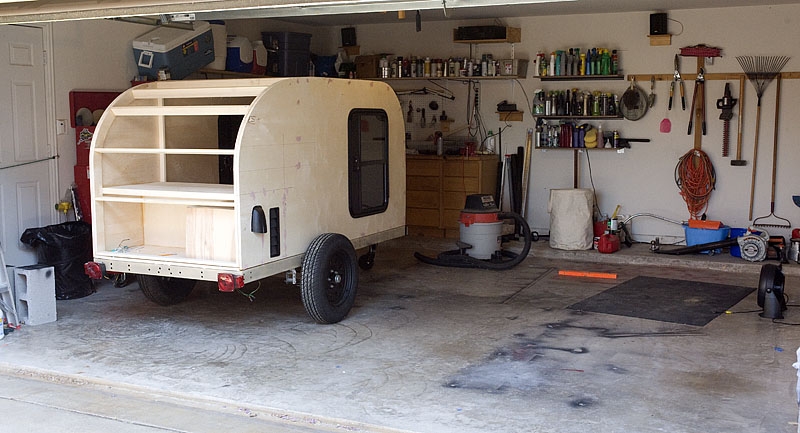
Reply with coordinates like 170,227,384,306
217,273,245,292
84,262,105,280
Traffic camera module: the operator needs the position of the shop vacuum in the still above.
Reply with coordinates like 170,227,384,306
414,194,533,270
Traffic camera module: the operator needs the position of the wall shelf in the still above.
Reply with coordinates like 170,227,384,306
377,75,524,81
538,75,625,81
537,115,622,120
536,147,625,151
498,111,523,122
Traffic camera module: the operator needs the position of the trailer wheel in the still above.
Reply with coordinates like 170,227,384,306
137,275,195,306
301,233,358,324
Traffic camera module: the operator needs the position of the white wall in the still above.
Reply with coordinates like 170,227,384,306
47,4,800,242
51,19,151,199
343,4,800,242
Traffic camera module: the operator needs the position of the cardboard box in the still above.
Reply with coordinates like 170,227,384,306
355,55,380,79
133,21,214,80
499,59,529,78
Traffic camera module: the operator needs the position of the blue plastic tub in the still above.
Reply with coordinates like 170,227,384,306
684,224,730,254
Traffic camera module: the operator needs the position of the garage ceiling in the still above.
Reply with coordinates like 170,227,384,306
0,0,798,25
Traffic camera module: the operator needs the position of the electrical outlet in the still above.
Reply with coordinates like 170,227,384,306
56,119,67,135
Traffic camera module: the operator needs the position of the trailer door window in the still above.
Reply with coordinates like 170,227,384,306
348,109,389,217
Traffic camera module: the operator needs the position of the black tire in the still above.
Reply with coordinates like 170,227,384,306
301,233,358,324
358,253,375,270
137,275,195,306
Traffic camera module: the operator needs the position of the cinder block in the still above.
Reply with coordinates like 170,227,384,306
14,265,56,326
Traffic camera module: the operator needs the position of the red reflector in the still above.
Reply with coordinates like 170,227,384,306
84,262,103,280
217,273,245,292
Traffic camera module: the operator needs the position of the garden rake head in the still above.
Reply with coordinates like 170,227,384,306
736,55,789,105
753,204,791,229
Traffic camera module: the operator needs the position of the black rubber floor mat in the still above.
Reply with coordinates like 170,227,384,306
567,276,755,326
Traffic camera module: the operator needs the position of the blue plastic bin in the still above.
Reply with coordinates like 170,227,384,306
684,224,730,254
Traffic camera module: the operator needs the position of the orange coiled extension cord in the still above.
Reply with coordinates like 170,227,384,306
674,149,716,220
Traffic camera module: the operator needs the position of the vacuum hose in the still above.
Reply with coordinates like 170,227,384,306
413,212,533,270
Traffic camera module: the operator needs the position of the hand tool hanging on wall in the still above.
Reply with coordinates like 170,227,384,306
736,55,790,220
731,76,747,166
687,68,706,135
716,83,738,157
669,54,686,110
752,74,791,229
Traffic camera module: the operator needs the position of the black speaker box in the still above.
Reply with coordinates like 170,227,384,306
650,13,668,35
341,27,356,47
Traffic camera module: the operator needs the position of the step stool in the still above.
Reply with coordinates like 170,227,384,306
14,264,56,325
0,246,19,328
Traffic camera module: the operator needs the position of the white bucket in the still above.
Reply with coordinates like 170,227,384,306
460,221,503,260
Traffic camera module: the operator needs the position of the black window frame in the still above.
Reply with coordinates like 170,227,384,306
348,109,389,218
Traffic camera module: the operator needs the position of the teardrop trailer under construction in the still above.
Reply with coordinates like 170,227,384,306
84,77,406,323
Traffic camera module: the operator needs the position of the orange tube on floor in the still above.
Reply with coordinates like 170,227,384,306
558,270,618,279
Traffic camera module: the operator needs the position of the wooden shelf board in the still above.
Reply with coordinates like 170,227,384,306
102,182,234,201
111,105,250,116
95,148,236,155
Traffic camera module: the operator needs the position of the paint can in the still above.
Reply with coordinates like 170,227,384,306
789,238,800,263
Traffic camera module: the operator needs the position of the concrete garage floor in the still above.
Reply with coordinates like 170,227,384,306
1,236,799,433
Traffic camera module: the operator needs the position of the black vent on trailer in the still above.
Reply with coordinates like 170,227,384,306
269,207,280,257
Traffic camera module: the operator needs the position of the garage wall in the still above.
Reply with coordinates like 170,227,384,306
339,4,800,242
51,19,150,203
47,4,800,242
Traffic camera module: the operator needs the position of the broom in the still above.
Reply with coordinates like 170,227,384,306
736,55,789,221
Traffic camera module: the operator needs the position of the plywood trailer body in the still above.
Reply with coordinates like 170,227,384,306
88,77,406,323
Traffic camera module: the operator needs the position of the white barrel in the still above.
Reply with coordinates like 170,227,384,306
548,188,594,250
460,221,503,260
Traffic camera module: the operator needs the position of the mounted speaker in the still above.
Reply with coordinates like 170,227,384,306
650,13,668,35
341,27,356,47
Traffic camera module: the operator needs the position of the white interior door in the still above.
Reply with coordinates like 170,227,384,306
0,24,55,267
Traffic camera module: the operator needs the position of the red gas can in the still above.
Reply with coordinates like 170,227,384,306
598,234,620,254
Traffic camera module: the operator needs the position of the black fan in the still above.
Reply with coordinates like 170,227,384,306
758,264,787,319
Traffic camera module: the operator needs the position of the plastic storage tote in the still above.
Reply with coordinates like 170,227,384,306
262,31,311,76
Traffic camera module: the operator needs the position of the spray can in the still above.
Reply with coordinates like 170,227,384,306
486,131,496,153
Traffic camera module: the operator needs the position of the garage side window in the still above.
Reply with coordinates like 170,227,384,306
348,109,389,218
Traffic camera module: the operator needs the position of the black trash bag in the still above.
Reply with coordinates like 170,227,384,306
20,221,94,300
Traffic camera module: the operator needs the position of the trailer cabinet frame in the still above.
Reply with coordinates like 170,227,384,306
89,78,406,320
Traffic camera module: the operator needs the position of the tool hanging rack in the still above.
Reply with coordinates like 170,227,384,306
628,46,799,222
